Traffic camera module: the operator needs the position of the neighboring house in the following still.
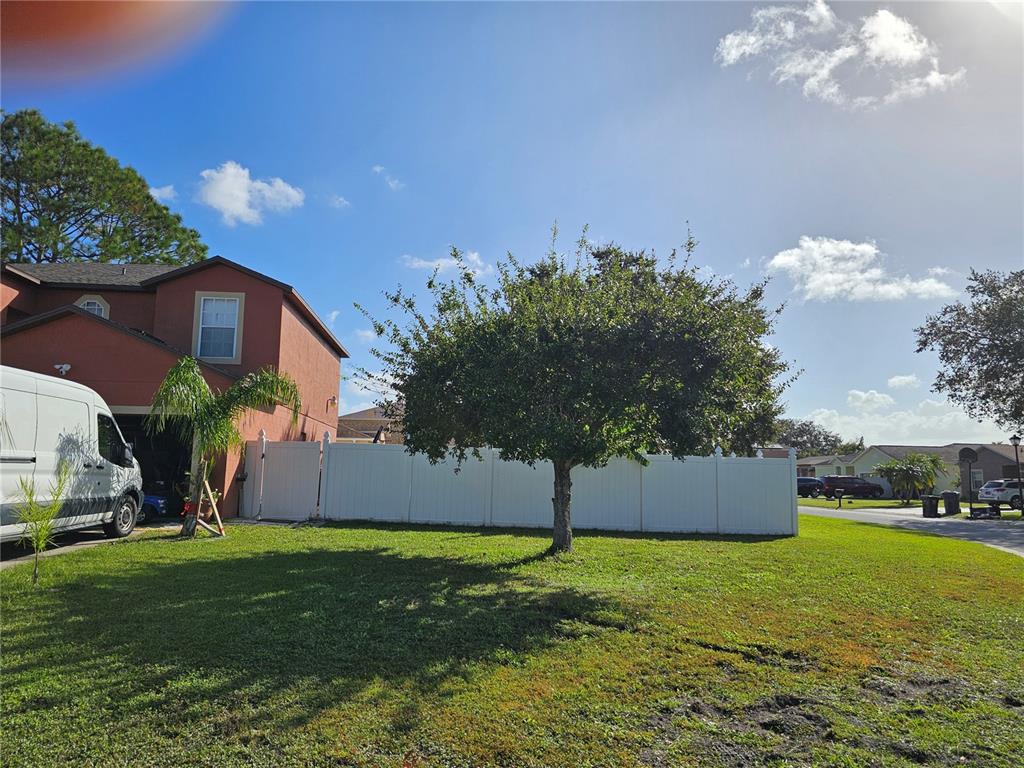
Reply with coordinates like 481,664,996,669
337,406,404,444
796,442,1020,498
796,454,860,479
1,257,348,516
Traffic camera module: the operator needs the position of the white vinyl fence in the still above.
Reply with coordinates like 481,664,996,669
242,431,798,536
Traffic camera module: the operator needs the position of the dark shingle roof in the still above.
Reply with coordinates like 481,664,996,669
5,262,178,287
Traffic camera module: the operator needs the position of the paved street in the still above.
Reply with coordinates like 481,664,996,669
801,505,1024,558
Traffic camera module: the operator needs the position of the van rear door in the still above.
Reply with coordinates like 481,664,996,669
1,372,38,532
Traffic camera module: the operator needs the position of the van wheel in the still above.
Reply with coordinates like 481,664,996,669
104,496,138,539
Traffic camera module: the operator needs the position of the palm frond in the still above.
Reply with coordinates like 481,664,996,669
217,367,302,427
146,357,213,445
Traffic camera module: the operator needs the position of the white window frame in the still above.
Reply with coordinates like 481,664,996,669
971,469,984,491
76,294,110,318
192,291,245,365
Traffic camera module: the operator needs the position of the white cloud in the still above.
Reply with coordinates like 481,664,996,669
716,0,836,66
353,328,376,342
847,389,895,412
197,161,304,226
860,10,932,67
149,184,176,203
401,250,493,276
329,195,351,209
326,309,341,327
887,374,921,390
766,236,956,302
717,1,965,109
740,258,752,269
809,399,1003,446
372,164,405,191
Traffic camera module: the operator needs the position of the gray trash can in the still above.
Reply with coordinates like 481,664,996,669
941,490,960,516
921,495,940,518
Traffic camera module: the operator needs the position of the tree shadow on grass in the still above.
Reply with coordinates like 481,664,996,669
2,543,621,749
321,520,791,546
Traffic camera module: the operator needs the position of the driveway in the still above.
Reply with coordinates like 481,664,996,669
801,505,1024,558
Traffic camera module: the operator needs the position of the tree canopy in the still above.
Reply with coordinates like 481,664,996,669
915,269,1023,432
772,418,842,458
1,109,206,265
360,232,792,551
874,453,947,505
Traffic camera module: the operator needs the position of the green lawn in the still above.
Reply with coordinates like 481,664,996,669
799,497,924,510
3,518,1022,767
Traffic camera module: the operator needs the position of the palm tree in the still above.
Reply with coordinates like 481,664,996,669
874,452,948,505
147,357,301,537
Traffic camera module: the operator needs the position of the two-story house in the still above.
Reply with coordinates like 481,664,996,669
1,257,347,517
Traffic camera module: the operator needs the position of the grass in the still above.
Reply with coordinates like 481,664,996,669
798,497,923,510
2,518,1022,767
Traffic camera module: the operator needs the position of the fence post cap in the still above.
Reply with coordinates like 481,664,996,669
788,447,797,459
323,430,332,443
258,428,267,440
756,449,764,458
714,446,723,457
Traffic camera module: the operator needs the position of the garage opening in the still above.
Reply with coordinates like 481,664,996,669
113,414,192,520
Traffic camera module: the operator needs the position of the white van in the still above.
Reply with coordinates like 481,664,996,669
1,365,143,544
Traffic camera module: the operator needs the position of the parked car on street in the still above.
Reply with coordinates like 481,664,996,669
819,475,885,500
797,477,824,498
1,365,143,543
978,479,1022,510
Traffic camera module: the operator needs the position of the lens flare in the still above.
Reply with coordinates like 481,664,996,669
2,1,228,85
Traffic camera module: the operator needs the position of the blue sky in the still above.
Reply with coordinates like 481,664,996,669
4,1,1021,444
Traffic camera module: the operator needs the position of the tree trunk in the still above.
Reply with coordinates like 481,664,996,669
551,460,573,553
32,552,39,585
180,436,204,537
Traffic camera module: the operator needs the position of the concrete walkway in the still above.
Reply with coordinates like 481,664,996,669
801,505,1024,558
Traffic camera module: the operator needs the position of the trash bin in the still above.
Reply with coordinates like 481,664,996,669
941,490,960,516
921,495,940,518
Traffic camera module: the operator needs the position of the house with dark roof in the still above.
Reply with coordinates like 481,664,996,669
1,257,348,516
337,406,404,444
796,442,1019,498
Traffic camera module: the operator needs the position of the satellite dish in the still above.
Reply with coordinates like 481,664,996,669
958,447,978,463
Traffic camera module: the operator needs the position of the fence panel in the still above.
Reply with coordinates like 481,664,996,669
572,459,643,530
409,452,492,525
323,443,411,521
717,455,796,535
490,457,553,528
259,440,322,521
642,455,718,533
284,440,797,536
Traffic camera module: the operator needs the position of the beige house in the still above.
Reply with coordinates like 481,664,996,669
797,442,1019,498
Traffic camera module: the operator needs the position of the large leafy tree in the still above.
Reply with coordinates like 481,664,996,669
361,234,791,552
874,453,947,505
147,357,301,537
772,418,844,458
1,109,206,264
916,269,1023,432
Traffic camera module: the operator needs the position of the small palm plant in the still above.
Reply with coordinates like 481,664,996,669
16,461,72,585
875,453,948,505
147,356,301,537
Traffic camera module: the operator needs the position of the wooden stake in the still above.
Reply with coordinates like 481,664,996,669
195,518,221,536
204,479,226,536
